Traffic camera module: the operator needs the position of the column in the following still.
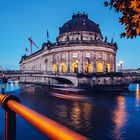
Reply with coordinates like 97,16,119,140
67,51,70,73
79,50,83,73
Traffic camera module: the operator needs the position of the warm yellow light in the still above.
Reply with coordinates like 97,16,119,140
60,63,67,73
52,64,57,73
97,62,103,72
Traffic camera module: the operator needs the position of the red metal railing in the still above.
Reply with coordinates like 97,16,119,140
0,94,88,140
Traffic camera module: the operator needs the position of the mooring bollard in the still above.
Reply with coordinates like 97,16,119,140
2,84,4,94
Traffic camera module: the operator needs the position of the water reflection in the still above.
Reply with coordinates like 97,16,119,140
135,84,140,107
7,83,14,91
112,96,127,140
55,105,68,124
54,99,93,132
0,83,20,93
82,102,92,130
1,83,140,140
70,101,93,131
136,84,140,99
71,102,81,129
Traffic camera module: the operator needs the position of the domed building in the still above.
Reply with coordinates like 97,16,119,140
20,13,117,74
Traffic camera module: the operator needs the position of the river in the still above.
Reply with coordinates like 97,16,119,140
0,83,140,140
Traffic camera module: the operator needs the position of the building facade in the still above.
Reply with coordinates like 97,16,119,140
20,13,117,74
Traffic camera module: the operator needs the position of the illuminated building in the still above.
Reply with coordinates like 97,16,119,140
20,13,117,73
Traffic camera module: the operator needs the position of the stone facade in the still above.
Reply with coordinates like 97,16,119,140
20,13,117,74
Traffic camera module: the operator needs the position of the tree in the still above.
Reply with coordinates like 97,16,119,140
104,0,140,38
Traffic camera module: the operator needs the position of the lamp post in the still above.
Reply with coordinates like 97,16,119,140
118,63,120,72
118,60,123,72
119,60,123,72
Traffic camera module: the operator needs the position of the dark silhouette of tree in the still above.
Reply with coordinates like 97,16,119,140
104,0,140,38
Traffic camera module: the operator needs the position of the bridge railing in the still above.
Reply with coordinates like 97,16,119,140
0,94,88,140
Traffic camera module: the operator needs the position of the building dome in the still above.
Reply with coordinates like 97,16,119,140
59,13,101,35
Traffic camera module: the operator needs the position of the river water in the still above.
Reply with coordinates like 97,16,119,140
0,83,140,140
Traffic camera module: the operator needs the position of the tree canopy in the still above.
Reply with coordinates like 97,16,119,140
104,0,140,38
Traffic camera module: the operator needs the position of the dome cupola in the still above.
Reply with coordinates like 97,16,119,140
59,13,101,35
58,12,103,43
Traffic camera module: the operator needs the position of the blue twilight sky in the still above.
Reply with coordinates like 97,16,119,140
0,0,140,70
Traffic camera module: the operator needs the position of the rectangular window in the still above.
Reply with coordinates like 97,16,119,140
61,53,66,59
98,53,102,59
53,54,56,60
86,53,90,58
107,54,110,60
72,53,78,58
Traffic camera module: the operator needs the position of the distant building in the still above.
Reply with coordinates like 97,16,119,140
20,13,117,73
121,68,140,73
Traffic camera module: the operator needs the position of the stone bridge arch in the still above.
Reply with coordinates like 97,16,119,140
53,76,79,87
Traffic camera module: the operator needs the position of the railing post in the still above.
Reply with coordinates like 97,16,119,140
1,95,20,140
5,110,16,140
2,84,5,94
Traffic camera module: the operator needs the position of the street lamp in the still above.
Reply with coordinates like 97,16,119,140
119,60,123,72
118,63,120,72
118,60,123,72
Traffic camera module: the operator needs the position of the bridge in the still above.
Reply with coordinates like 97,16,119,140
1,70,140,90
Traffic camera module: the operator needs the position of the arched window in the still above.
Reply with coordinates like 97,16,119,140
60,63,67,73
85,64,92,73
52,64,57,73
72,62,78,73
97,62,103,72
106,63,111,72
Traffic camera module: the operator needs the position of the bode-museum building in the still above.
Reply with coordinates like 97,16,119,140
20,13,117,74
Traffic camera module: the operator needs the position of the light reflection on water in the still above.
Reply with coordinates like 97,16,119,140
112,96,127,140
0,83,140,140
0,83,20,93
135,84,140,109
71,102,81,129
136,84,140,100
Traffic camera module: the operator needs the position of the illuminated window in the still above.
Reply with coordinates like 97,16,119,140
72,53,78,58
60,63,67,73
52,64,57,73
97,62,103,72
106,63,111,72
85,64,92,73
71,62,78,73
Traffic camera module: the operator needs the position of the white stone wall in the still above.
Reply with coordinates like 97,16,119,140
58,31,102,42
21,44,116,73
20,31,117,73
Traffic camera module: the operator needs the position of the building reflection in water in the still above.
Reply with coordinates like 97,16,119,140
71,102,81,129
55,105,68,124
112,95,127,140
82,102,92,130
55,100,93,131
71,101,92,130
7,83,14,91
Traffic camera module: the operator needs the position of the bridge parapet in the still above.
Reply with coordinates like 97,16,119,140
2,71,140,87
